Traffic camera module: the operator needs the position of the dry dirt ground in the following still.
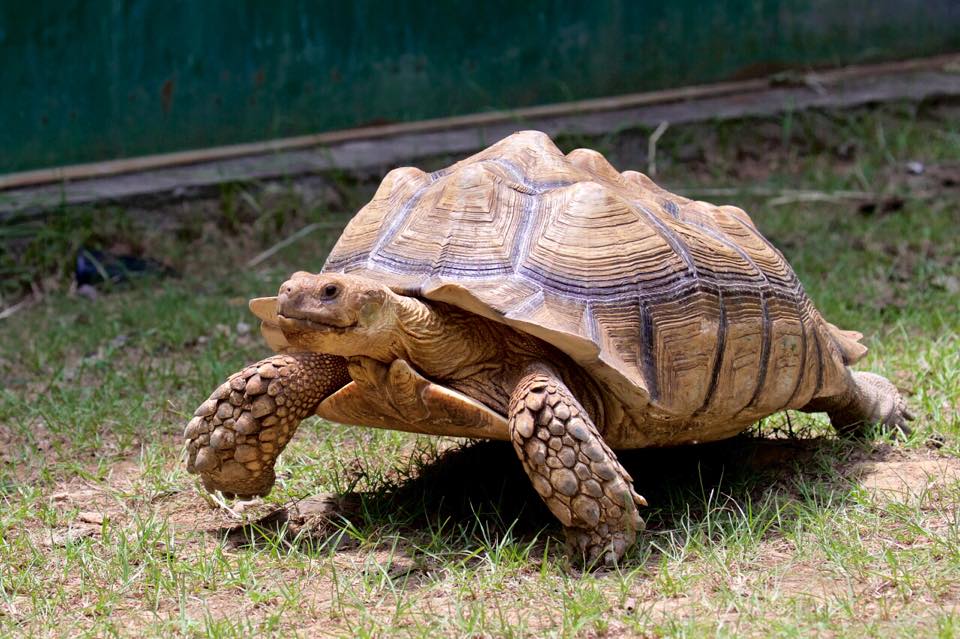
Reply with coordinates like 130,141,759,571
12,437,960,636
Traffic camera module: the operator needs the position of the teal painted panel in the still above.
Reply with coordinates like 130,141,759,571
2,0,959,173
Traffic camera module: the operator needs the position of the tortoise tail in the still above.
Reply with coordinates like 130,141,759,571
825,321,868,365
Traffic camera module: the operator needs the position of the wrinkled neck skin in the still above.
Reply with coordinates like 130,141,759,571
387,294,503,380
386,294,605,425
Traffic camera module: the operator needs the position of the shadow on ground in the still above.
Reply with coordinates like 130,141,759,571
219,435,887,560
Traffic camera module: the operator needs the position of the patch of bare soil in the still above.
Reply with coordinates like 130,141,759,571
858,451,960,503
18,439,960,634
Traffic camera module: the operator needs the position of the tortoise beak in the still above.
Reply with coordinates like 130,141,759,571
249,296,279,323
248,297,289,351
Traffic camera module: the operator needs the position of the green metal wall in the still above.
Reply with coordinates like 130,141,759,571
2,1,959,173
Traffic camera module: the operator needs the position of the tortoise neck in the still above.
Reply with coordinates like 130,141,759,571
389,295,499,379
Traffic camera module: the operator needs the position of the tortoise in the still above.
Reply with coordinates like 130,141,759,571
184,130,911,564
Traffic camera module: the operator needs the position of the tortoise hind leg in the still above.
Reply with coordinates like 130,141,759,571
803,370,913,438
508,364,646,566
184,353,351,497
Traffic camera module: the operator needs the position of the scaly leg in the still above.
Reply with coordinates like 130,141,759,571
508,364,646,565
184,353,351,497
804,370,913,438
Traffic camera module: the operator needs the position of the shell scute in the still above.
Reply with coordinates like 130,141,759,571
322,131,860,423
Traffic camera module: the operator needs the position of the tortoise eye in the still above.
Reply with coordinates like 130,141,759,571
321,284,340,300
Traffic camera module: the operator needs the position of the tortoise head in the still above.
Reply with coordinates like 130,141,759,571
275,272,399,356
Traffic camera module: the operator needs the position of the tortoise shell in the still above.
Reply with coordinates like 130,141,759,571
322,130,866,436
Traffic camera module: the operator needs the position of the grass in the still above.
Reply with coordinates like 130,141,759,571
1,101,959,637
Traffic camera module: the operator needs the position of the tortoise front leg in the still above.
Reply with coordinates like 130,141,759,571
508,364,646,565
184,353,351,498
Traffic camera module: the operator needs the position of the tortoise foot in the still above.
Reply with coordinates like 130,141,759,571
565,526,637,566
824,371,914,439
184,352,349,497
508,365,646,566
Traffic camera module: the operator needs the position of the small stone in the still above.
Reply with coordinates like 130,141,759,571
209,428,235,450
583,442,606,462
244,375,265,396
567,418,591,442
77,511,104,525
548,437,563,451
230,376,247,391
234,445,258,463
558,448,576,467
551,468,578,496
554,403,571,421
259,428,277,442
194,399,218,418
251,395,276,419
524,439,546,465
267,380,283,396
257,363,278,379
513,411,535,438
235,412,258,435
592,461,617,480
229,391,244,406
572,495,600,527
524,392,545,412
216,402,233,420
192,447,217,473
532,474,553,497
582,479,603,497
219,461,250,482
